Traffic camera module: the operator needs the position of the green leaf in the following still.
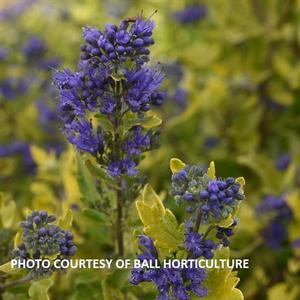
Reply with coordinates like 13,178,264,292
123,111,162,130
28,278,53,300
57,209,73,230
1,199,16,229
267,283,298,300
201,247,243,300
94,114,114,132
237,154,281,192
141,114,162,128
170,158,185,174
82,208,106,223
135,184,184,253
85,159,114,184
0,261,21,275
101,280,124,300
216,205,241,228
217,216,235,228
76,153,101,205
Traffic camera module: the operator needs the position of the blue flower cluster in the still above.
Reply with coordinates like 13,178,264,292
0,47,9,61
174,4,207,24
216,219,237,247
0,141,36,173
256,194,293,249
162,62,188,112
80,17,155,68
22,36,47,62
12,210,77,279
18,35,58,69
13,210,76,257
130,235,208,300
54,15,165,177
203,136,220,149
131,163,245,298
0,77,28,100
185,224,217,259
12,210,76,278
0,0,37,21
275,153,291,171
170,165,244,223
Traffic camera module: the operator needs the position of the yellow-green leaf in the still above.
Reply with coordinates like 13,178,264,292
267,283,298,300
28,278,53,300
0,261,21,275
207,161,216,179
14,229,22,248
217,215,235,228
170,158,185,174
57,209,73,230
1,200,16,229
135,184,184,253
236,177,246,191
202,247,243,300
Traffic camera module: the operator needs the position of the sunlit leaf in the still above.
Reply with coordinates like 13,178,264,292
170,158,185,174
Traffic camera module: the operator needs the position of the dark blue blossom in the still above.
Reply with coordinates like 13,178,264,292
64,119,104,155
185,226,217,259
80,15,155,69
163,62,184,84
170,165,244,223
292,238,300,248
173,88,187,109
275,153,291,171
256,194,292,220
130,235,207,300
0,47,9,60
0,77,29,99
36,99,58,130
123,126,151,155
174,4,207,24
216,219,237,247
23,36,46,62
161,62,187,113
125,67,164,112
12,210,76,279
203,136,220,149
0,0,37,21
199,178,244,222
0,141,36,173
108,158,138,177
256,194,292,249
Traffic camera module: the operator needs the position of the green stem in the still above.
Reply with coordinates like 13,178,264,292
194,209,202,233
231,238,262,258
202,225,216,240
113,79,124,257
116,179,124,257
0,274,31,292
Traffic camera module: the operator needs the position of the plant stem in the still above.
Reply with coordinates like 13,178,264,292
113,79,124,257
0,274,31,292
202,225,215,240
194,209,202,233
116,179,124,257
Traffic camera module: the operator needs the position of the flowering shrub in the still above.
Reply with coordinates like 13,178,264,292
130,159,245,299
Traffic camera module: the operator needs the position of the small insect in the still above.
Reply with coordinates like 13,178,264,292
123,17,138,23
124,10,157,23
